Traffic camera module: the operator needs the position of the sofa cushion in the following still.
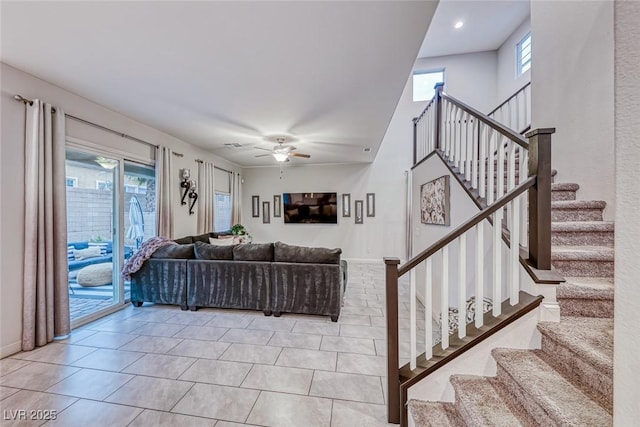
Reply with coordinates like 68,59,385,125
274,241,341,264
233,243,274,262
151,243,195,259
173,236,193,244
194,241,235,260
192,233,211,244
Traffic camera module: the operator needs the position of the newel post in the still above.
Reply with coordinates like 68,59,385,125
434,82,444,151
384,257,401,424
526,128,556,270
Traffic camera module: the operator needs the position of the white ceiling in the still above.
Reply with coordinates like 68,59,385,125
418,0,530,58
1,1,530,167
1,1,436,167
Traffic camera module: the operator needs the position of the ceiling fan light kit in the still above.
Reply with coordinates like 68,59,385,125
255,135,311,163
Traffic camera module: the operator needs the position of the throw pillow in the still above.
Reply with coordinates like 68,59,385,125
173,236,193,244
194,241,234,260
209,237,235,246
274,241,341,264
151,243,195,259
73,247,102,261
233,243,274,262
67,245,75,261
192,233,211,244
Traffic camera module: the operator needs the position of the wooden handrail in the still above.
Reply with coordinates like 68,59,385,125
441,92,529,150
398,176,536,277
487,82,531,117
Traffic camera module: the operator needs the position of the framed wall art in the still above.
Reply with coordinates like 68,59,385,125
366,193,375,217
262,201,270,224
252,196,260,217
342,193,351,217
420,175,450,226
355,200,364,224
273,195,282,218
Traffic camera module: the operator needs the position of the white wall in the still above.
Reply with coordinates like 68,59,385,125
613,1,640,425
530,1,614,220
497,17,531,103
415,51,498,113
0,63,239,357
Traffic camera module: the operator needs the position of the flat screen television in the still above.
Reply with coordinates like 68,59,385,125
283,192,338,224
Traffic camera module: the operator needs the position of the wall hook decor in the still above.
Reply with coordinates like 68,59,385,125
188,180,198,215
180,168,191,205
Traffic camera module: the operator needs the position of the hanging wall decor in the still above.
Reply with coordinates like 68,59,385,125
263,201,270,224
252,196,260,217
366,193,375,217
420,175,450,225
355,200,364,224
342,193,351,217
273,195,281,218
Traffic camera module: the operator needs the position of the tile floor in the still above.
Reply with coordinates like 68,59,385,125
1,262,420,427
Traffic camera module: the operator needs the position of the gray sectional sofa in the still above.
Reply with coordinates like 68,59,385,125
130,237,346,321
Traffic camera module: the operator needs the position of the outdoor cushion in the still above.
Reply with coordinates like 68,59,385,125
77,262,113,287
274,241,341,264
233,243,274,262
151,243,195,259
73,247,102,261
194,241,234,260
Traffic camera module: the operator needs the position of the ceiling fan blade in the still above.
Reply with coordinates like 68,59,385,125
255,147,273,152
290,152,311,158
255,154,272,158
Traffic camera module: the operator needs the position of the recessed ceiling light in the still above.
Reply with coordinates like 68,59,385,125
454,21,464,29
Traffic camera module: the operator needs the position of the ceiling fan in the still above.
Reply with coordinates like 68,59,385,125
255,136,311,162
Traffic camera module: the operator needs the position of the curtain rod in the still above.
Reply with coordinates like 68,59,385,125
194,158,234,175
14,94,158,149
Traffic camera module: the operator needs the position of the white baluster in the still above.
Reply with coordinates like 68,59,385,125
424,258,433,359
471,118,478,189
410,269,416,370
493,210,503,316
475,222,484,328
479,125,487,199
465,115,472,182
520,150,528,246
487,129,495,204
441,246,449,350
510,197,521,305
458,234,467,339
497,136,505,200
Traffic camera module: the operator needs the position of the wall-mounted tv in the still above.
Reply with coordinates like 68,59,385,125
283,192,338,224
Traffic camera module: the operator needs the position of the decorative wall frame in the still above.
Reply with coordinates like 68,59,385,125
420,175,450,226
366,193,375,217
355,200,364,224
262,201,270,224
273,195,281,218
342,193,351,217
252,196,260,217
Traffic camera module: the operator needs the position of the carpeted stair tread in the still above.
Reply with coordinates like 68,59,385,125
551,200,606,209
492,348,612,426
551,221,614,232
557,277,614,300
551,183,580,191
551,246,614,261
538,317,613,376
450,375,527,426
408,400,464,427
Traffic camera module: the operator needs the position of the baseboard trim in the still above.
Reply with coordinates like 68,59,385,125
1,341,22,359
343,258,383,264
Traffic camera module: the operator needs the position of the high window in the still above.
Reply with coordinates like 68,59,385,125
517,33,531,75
413,70,444,102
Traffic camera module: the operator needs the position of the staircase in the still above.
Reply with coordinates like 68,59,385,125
407,179,614,426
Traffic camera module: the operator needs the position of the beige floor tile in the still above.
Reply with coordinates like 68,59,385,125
241,364,313,395
336,314,371,326
119,335,183,354
216,422,259,427
179,359,252,386
0,361,80,391
219,328,273,345
370,316,386,327
105,376,193,411
246,317,297,332
123,353,196,379
267,331,322,350
71,348,144,372
275,348,336,371
48,399,142,427
46,368,133,400
17,343,97,365
74,331,137,349
89,319,149,334
309,371,384,404
219,344,282,365
0,385,20,400
245,391,332,427
131,323,186,337
172,383,259,422
130,309,181,323
0,390,77,426
165,312,214,326
331,400,394,427
54,329,97,344
129,409,215,427
292,321,340,336
340,306,384,317
337,353,386,376
205,315,253,329
374,339,386,356
172,325,229,341
340,325,387,340
320,336,376,355
167,339,231,360
0,358,31,377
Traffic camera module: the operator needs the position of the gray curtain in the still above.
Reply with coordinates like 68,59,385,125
197,161,215,233
231,172,242,226
22,100,70,351
157,146,174,238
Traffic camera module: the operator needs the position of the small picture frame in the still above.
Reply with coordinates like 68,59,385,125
342,193,351,217
252,196,260,217
273,195,281,218
355,200,363,224
366,193,375,217
262,201,270,224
